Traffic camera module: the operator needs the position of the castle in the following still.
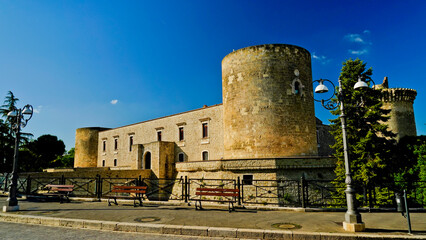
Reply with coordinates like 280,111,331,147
74,44,417,181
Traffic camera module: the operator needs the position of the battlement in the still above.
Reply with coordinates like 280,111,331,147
381,88,417,103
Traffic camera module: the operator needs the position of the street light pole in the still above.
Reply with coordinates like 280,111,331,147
313,77,372,232
337,79,364,231
3,104,33,212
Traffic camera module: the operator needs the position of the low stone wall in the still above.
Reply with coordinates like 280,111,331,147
21,168,152,179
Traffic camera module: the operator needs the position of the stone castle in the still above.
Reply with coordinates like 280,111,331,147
74,44,417,181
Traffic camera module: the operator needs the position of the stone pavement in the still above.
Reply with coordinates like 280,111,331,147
0,196,425,239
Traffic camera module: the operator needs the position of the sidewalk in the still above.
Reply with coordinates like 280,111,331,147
0,197,425,239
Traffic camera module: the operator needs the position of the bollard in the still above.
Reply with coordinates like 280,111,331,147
403,190,412,234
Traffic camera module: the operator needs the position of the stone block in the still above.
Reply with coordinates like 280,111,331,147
101,221,118,231
343,222,365,232
136,223,164,234
320,232,358,240
40,217,61,226
83,220,103,230
263,229,292,240
60,218,84,228
356,234,385,240
162,225,183,235
236,228,264,239
181,226,208,236
27,216,41,225
117,222,137,232
208,227,237,238
293,232,321,240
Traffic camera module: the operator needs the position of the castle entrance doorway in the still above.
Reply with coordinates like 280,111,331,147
144,152,151,169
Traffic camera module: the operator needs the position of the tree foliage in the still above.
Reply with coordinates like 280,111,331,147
330,59,396,187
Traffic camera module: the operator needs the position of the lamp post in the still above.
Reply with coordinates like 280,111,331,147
313,77,374,232
3,104,33,212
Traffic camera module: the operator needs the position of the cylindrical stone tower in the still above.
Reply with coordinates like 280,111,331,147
74,127,108,168
381,88,417,140
222,44,318,159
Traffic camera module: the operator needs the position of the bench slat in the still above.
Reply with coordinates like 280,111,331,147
112,186,147,190
46,185,74,188
50,188,74,192
196,188,239,193
196,192,238,197
111,190,146,194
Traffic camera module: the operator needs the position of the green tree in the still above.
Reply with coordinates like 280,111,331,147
52,148,74,168
330,59,396,193
21,134,66,172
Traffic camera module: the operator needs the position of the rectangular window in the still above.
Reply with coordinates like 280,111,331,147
202,123,208,138
114,159,117,166
102,160,105,167
129,135,133,152
242,175,253,185
202,151,208,161
114,138,118,150
179,127,184,141
103,140,106,152
157,131,162,141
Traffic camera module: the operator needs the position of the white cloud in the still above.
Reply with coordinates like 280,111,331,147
349,49,368,55
33,105,42,114
363,29,370,34
312,53,331,64
344,34,365,44
110,99,118,105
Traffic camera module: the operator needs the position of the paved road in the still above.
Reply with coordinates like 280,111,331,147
0,222,229,240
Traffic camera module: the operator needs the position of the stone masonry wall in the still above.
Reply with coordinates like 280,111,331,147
222,44,318,159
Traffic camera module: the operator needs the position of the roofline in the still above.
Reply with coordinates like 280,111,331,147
99,103,223,132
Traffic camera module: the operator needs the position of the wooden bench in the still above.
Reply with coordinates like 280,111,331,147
195,188,239,212
42,184,74,203
107,186,147,207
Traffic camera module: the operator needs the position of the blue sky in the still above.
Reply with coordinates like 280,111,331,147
1,1,425,150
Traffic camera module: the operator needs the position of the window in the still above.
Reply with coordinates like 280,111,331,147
202,123,208,138
144,152,151,169
102,140,106,152
202,151,208,161
294,81,300,95
129,135,134,152
242,175,253,185
157,131,162,141
178,152,185,162
179,127,184,141
102,160,105,167
114,138,118,150
113,159,117,166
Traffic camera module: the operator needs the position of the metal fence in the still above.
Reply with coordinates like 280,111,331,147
1,173,425,209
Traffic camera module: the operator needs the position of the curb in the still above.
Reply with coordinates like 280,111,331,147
0,213,424,239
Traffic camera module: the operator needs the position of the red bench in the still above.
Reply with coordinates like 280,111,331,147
107,185,147,207
195,187,239,212
43,184,74,203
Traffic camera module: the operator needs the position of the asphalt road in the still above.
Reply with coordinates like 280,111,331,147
0,222,228,240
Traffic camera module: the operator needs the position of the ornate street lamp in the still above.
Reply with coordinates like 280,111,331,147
3,104,33,212
313,77,375,232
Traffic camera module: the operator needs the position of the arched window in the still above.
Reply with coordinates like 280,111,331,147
178,152,185,162
113,159,117,166
144,152,151,169
202,151,208,161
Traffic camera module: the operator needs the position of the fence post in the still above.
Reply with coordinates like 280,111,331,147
61,175,65,185
95,174,102,201
138,175,142,186
301,176,306,208
237,176,241,206
4,173,9,192
26,175,31,196
184,176,188,203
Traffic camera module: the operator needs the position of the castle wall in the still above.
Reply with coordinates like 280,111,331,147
74,127,109,168
97,104,224,168
381,88,417,140
222,44,318,159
